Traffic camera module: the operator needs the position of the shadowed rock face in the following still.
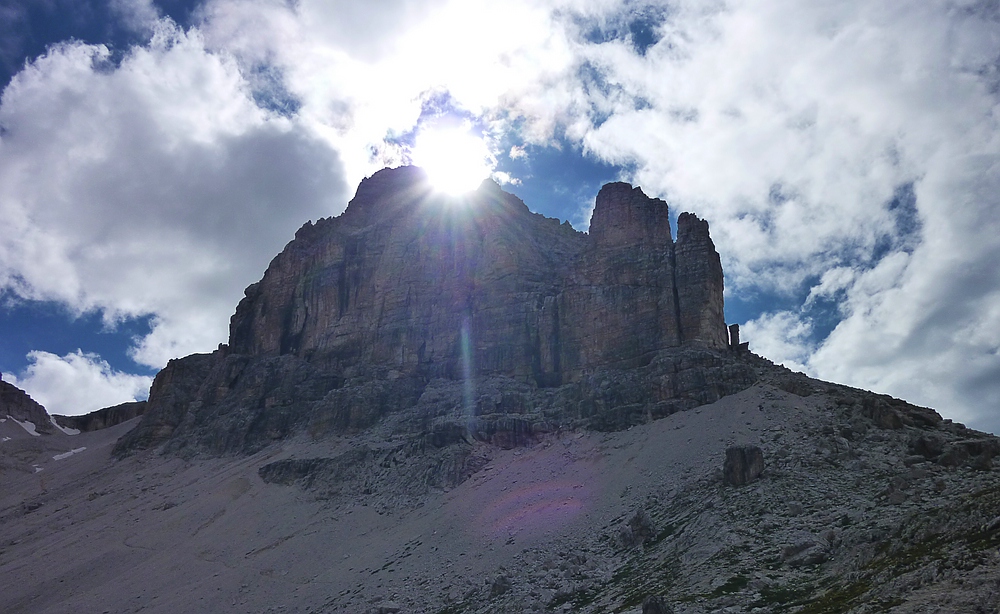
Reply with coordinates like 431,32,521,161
676,212,728,348
53,401,146,433
116,166,750,457
0,376,53,434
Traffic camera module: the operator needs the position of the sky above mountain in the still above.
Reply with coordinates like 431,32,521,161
0,0,998,433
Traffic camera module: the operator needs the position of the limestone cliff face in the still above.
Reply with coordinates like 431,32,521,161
116,166,750,456
0,376,53,434
229,167,585,383
229,169,725,382
675,212,728,348
53,401,146,433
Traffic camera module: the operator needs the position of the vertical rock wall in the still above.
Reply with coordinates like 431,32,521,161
558,183,681,377
675,212,728,349
120,166,740,454
229,167,729,381
0,376,53,434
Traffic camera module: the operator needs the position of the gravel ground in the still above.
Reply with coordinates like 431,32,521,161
2,379,998,614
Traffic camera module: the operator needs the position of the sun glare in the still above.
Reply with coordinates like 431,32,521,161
411,126,493,195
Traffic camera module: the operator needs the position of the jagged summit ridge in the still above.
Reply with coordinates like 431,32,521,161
116,166,752,456
1,374,53,435
230,166,727,376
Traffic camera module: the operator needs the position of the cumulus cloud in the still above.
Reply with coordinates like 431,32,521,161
4,351,153,416
807,154,1000,432
741,311,815,374
196,0,588,180
0,19,347,368
110,0,161,33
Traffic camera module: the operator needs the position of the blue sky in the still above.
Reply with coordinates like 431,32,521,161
0,0,998,434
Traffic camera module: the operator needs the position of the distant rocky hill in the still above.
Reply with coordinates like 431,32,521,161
53,401,146,433
115,166,756,458
0,375,53,435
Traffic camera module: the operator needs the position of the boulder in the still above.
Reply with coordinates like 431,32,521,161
723,445,765,486
642,595,674,614
618,508,656,548
489,575,512,598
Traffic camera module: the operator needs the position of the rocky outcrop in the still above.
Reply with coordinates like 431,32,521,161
618,508,657,549
723,445,765,486
558,183,681,374
675,213,727,348
642,596,674,614
53,401,146,433
0,375,53,435
116,166,754,457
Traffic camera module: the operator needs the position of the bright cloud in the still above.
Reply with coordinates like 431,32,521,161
741,311,815,374
0,18,347,369
197,0,585,182
411,125,495,194
4,351,153,416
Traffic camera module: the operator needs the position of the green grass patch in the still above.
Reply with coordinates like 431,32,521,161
548,587,599,609
751,582,814,608
797,580,871,614
650,523,676,544
709,574,749,598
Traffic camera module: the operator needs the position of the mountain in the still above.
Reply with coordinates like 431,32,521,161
1,166,999,614
53,401,147,433
1,374,55,436
113,166,755,458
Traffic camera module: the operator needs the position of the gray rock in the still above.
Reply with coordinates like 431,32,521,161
53,401,146,432
642,595,674,614
618,508,656,548
0,376,53,435
489,575,512,598
675,212,728,349
723,445,765,486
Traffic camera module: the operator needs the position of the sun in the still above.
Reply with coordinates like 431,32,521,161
410,126,493,195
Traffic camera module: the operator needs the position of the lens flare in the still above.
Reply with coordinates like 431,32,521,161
460,317,475,421
411,126,493,195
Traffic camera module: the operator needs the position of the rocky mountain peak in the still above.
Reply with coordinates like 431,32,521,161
675,211,727,348
339,164,431,222
116,166,747,456
590,182,672,249
0,375,53,435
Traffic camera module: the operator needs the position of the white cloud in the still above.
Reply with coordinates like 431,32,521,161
807,153,1000,432
0,19,347,368
196,0,588,183
740,311,814,374
4,351,153,416
110,0,161,33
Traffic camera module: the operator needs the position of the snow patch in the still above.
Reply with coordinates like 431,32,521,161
53,447,87,461
50,416,80,435
32,465,43,473
1,437,10,442
8,415,41,436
